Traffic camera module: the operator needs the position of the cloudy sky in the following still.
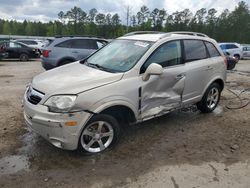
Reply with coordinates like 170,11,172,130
0,0,249,23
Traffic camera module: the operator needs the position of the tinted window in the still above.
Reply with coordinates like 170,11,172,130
56,40,73,48
226,44,238,49
71,39,97,49
184,40,207,62
141,40,182,73
205,42,220,57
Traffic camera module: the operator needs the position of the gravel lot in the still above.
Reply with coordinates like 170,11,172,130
0,59,250,188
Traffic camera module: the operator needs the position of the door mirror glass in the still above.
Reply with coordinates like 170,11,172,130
142,63,163,81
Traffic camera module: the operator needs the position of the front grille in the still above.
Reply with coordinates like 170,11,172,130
26,87,45,105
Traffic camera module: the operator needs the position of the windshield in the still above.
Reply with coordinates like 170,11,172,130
85,39,152,73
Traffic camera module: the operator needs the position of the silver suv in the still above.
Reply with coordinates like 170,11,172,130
41,36,108,70
23,31,226,154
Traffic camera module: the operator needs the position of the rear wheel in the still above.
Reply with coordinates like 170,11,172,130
79,114,120,154
197,83,222,113
19,53,29,61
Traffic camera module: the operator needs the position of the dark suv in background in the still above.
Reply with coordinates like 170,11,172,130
41,36,108,70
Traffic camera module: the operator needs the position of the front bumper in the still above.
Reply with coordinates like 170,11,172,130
23,95,90,150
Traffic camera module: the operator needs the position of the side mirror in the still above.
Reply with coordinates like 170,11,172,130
142,63,163,81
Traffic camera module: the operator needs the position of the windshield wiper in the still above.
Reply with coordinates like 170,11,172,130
85,62,119,73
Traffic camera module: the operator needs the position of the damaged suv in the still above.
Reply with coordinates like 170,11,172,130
23,31,226,153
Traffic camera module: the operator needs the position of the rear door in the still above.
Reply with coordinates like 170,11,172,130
140,40,186,119
70,39,97,60
182,39,211,103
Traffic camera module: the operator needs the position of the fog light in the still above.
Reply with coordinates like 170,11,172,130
65,121,77,126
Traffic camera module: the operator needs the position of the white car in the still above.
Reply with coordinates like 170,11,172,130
23,31,226,154
219,43,243,60
242,46,250,59
15,39,45,53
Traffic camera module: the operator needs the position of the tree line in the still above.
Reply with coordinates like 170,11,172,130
0,1,249,43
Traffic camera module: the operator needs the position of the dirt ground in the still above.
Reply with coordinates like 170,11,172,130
0,59,250,188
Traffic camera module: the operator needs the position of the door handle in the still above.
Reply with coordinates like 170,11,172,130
72,51,79,53
176,74,185,80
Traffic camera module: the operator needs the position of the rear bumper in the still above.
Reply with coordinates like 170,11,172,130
41,61,56,70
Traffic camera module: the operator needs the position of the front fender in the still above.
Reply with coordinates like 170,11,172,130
76,96,138,138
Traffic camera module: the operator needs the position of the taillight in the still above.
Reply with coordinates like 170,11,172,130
42,50,51,57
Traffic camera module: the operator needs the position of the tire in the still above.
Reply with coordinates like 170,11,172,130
197,83,222,113
19,53,29,61
59,60,73,66
79,114,120,154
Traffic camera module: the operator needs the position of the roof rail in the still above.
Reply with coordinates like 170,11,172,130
160,31,208,39
54,35,103,39
123,31,164,37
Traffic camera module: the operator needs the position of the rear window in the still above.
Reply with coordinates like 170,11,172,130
243,47,250,51
205,42,220,57
184,40,207,62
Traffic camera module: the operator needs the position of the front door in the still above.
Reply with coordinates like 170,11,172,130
139,40,186,120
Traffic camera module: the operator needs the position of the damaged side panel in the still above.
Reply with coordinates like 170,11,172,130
140,66,186,120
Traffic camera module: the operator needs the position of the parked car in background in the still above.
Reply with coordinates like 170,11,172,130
224,52,238,70
14,39,45,54
24,31,226,154
242,46,250,59
41,36,108,70
0,41,39,61
0,45,8,59
219,43,243,60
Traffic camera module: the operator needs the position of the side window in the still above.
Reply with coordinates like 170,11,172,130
226,44,238,49
10,42,21,48
96,40,107,49
205,42,220,57
71,39,98,49
184,40,207,62
220,45,226,50
141,40,182,73
56,40,73,48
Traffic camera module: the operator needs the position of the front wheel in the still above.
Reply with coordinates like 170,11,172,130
197,83,222,113
79,114,120,154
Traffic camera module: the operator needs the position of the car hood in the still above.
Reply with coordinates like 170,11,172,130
32,61,123,95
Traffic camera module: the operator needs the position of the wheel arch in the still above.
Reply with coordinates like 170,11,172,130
202,77,224,97
99,105,137,125
57,56,77,66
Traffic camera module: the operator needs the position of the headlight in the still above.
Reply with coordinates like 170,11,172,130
44,95,77,113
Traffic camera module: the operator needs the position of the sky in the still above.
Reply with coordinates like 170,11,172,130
0,0,249,23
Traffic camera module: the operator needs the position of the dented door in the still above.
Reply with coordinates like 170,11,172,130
139,40,185,119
